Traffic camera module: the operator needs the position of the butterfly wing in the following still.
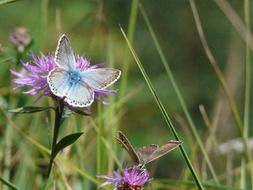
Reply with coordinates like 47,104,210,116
139,140,181,165
116,131,141,165
64,81,94,107
81,68,121,90
48,68,94,107
55,34,76,70
135,144,159,166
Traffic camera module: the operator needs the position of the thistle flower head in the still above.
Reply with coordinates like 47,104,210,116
11,53,56,97
98,166,150,190
9,27,31,52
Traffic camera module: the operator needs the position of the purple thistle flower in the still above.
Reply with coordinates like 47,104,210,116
11,53,116,104
98,166,150,190
11,53,56,97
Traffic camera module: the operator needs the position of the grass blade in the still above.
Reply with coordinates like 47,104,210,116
154,178,244,190
189,0,253,186
119,0,139,99
0,176,19,190
214,0,253,52
241,0,252,188
139,3,219,184
0,107,99,186
0,57,15,63
243,0,251,149
190,0,243,133
9,106,55,114
97,103,103,180
0,0,20,5
120,26,204,190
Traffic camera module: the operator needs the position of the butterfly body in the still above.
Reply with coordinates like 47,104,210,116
47,34,121,107
68,70,82,84
116,131,181,167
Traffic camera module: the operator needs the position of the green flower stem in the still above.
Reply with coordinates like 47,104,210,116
47,98,65,178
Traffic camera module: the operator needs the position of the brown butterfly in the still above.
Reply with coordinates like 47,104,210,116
116,131,181,167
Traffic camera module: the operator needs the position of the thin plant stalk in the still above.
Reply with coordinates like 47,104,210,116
120,27,204,190
41,0,48,50
3,119,13,190
214,0,253,52
119,0,139,99
87,117,122,169
3,48,23,190
55,8,62,37
139,4,219,184
190,0,253,187
97,102,103,180
243,0,251,168
241,0,252,188
2,99,18,190
199,105,220,182
0,0,20,6
190,0,242,132
0,176,19,190
47,98,65,177
105,37,117,173
153,178,244,190
1,106,100,186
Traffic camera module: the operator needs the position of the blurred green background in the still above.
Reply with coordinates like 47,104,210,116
0,0,252,189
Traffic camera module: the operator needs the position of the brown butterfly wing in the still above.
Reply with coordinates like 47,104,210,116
136,140,181,165
116,131,141,165
135,144,159,165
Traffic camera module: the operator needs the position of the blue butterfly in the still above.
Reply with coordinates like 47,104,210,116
47,34,121,107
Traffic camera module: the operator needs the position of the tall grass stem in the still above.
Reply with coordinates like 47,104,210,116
242,0,252,188
139,3,219,184
189,0,253,161
96,102,103,189
120,27,204,190
119,0,139,99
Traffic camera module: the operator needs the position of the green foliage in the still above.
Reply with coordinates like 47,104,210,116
0,0,20,6
0,176,19,190
9,106,55,113
0,0,252,189
52,132,83,159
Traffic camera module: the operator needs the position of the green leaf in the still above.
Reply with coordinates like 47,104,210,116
9,106,55,114
0,57,15,63
0,0,20,6
0,176,19,190
52,132,83,158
